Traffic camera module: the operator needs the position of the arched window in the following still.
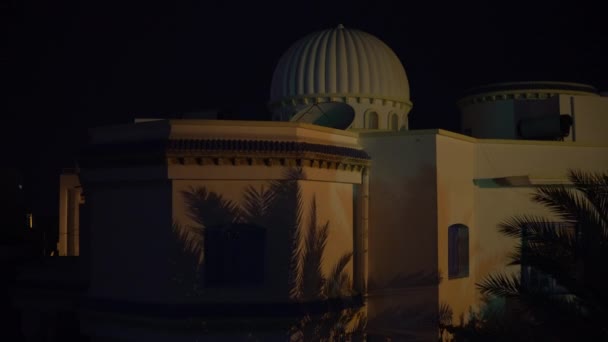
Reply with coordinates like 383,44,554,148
391,113,399,131
366,111,379,129
448,224,469,279
205,223,266,287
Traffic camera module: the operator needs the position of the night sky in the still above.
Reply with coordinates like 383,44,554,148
5,1,608,215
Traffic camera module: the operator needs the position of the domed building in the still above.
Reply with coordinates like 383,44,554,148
13,26,608,341
270,25,412,130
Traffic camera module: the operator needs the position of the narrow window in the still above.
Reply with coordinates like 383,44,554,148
448,224,469,279
366,111,379,129
205,223,265,287
391,113,399,131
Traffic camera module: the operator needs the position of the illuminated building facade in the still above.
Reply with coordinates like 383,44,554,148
15,25,608,341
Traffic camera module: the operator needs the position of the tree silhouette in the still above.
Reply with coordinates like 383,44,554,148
474,170,608,340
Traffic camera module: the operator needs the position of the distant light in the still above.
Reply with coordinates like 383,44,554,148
27,213,33,229
18,184,22,190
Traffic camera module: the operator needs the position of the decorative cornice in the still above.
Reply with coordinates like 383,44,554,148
81,139,371,170
167,139,367,157
168,139,370,171
457,82,599,108
457,91,562,108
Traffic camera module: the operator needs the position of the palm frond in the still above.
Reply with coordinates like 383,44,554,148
299,196,326,301
172,222,205,265
347,310,367,335
266,168,305,299
475,170,608,340
476,272,521,298
533,185,606,244
506,243,524,266
240,185,276,226
438,302,454,327
181,186,241,228
500,216,574,240
568,170,608,234
499,217,578,261
323,252,353,298
297,314,319,342
504,236,581,300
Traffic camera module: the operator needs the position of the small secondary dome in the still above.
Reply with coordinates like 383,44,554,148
270,25,412,131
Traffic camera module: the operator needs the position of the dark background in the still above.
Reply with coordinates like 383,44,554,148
4,0,607,216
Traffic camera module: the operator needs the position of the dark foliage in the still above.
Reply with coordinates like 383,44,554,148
471,170,608,341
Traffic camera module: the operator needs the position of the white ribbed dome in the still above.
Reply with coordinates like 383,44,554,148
270,25,410,105
269,25,412,131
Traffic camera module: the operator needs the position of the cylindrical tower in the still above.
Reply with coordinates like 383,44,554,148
457,81,600,141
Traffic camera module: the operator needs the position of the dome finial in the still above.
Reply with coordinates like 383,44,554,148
337,24,344,29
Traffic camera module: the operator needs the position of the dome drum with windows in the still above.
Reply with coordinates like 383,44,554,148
269,24,412,131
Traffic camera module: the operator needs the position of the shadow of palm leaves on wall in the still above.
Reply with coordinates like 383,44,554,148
174,188,241,265
172,167,364,338
291,195,365,341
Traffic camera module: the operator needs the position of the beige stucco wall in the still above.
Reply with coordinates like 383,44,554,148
363,129,608,333
76,120,369,341
359,132,439,338
436,133,608,321
83,120,366,307
171,179,283,302
475,139,608,178
300,180,355,278
436,135,476,320
170,177,355,303
473,140,608,283
569,95,608,144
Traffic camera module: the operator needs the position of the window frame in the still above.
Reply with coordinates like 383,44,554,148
448,224,469,279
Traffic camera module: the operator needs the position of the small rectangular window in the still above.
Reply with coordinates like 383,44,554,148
448,224,469,279
204,224,265,288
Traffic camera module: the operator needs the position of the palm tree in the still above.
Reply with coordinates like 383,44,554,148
476,170,608,340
